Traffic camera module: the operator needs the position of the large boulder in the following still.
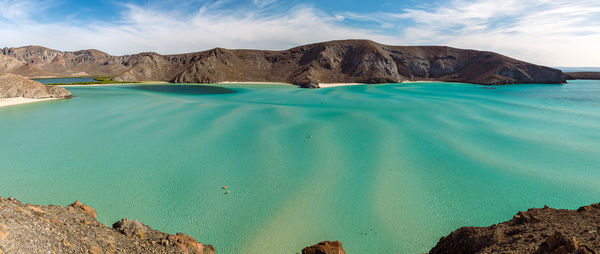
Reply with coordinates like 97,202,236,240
113,218,216,254
0,73,71,99
302,241,346,254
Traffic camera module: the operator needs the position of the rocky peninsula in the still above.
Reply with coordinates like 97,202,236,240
565,72,600,80
1,40,565,88
0,73,71,107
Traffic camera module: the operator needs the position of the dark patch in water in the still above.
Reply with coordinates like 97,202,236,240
123,85,237,95
481,87,497,89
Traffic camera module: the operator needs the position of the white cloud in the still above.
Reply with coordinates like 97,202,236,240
0,0,599,67
389,0,600,66
253,0,277,8
0,1,398,55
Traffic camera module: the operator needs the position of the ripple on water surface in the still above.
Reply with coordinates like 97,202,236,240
0,81,600,253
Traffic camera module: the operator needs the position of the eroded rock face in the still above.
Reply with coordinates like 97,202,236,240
0,73,71,99
0,197,215,254
1,40,565,87
0,55,21,73
430,204,600,254
302,241,346,254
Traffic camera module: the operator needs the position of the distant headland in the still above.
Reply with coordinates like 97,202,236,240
1,40,567,88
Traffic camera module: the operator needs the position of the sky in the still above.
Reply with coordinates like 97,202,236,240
0,0,599,66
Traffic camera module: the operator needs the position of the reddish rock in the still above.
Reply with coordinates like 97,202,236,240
302,240,346,254
0,230,8,240
68,200,97,219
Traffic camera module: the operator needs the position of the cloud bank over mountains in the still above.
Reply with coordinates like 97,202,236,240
0,0,598,66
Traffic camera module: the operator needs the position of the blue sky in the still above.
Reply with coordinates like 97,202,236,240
1,0,599,66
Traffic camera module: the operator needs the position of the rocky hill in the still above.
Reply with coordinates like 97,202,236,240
429,203,600,253
1,40,564,87
565,72,600,80
0,73,71,99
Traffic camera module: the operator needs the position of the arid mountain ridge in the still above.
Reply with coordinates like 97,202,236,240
1,40,566,87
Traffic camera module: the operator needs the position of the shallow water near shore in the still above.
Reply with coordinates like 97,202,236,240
1,81,600,253
34,77,97,84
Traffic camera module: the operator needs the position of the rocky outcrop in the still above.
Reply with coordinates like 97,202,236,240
429,204,600,253
0,73,71,99
564,72,600,80
0,196,215,254
302,241,346,254
2,40,565,87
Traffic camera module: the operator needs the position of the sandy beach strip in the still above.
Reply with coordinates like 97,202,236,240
217,81,292,85
218,81,369,88
318,83,365,88
0,97,58,108
401,80,442,83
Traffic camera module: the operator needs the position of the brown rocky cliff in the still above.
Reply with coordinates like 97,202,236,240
166,40,564,87
2,40,564,87
429,204,600,253
0,73,71,99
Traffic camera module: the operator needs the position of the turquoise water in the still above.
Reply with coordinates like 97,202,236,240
34,77,97,84
1,81,600,253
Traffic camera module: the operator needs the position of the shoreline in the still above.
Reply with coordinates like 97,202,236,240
57,81,169,87
53,79,475,89
217,81,292,85
0,97,59,108
318,83,365,88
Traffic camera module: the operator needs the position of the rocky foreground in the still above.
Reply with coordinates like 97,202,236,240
2,40,564,87
429,203,600,253
0,196,348,254
0,73,71,99
3,196,599,254
0,197,215,254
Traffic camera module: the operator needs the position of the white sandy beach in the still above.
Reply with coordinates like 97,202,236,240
401,80,442,83
218,81,368,88
0,97,58,108
318,83,365,88
217,81,292,85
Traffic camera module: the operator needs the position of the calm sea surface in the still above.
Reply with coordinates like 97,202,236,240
1,81,599,253
34,77,97,84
